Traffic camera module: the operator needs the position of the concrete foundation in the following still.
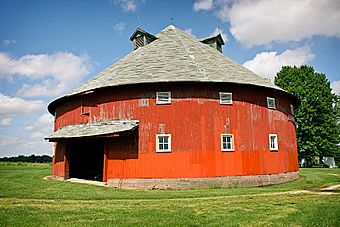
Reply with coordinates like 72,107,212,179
107,171,299,189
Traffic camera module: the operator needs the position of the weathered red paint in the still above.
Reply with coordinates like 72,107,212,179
52,83,298,181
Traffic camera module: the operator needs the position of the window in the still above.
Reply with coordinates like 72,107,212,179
267,97,276,109
219,92,232,104
156,134,171,152
156,92,171,104
221,134,234,151
290,104,295,115
81,97,90,115
269,134,278,151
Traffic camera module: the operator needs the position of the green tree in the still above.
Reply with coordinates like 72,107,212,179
275,65,339,166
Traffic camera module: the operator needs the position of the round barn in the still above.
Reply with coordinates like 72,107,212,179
46,25,299,189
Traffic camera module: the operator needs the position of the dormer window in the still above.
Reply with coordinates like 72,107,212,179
156,92,171,104
130,28,157,50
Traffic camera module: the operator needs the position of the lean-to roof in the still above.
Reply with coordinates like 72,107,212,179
45,120,138,141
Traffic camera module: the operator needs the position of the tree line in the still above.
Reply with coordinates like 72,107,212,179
275,65,339,167
0,155,52,163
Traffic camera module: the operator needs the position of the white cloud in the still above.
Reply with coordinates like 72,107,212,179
37,113,54,126
114,21,127,32
0,135,53,157
31,132,44,139
0,117,13,127
0,113,55,157
211,27,228,42
16,80,68,97
197,0,340,48
243,46,315,82
23,113,53,133
25,125,34,131
193,0,214,11
0,51,92,97
114,0,143,12
331,80,340,94
0,136,18,147
1,40,16,46
0,93,43,116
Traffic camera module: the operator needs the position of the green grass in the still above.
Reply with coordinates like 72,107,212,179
0,163,339,226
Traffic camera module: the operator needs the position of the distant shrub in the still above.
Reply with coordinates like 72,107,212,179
0,154,52,163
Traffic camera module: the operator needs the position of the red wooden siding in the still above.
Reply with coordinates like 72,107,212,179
52,142,69,179
53,83,298,180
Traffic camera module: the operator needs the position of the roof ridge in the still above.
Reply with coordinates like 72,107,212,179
172,27,208,80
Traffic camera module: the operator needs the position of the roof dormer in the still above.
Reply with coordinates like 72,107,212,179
130,28,157,50
200,34,225,53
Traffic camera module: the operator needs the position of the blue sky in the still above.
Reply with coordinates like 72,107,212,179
0,0,339,157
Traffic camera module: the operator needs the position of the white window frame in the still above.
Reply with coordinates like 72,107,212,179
267,97,276,109
156,134,171,152
221,134,234,151
269,134,278,151
156,92,171,104
219,92,233,105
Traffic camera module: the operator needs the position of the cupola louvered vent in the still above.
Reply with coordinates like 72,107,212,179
135,35,144,49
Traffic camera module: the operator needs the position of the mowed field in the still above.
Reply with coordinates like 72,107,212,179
0,163,339,226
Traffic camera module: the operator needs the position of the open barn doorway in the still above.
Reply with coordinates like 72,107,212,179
68,138,104,182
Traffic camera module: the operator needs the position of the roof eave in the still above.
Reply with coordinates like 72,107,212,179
129,27,157,41
47,81,298,115
200,34,225,45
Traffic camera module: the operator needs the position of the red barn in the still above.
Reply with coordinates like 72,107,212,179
46,26,299,189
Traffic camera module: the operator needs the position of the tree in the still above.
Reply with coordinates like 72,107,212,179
0,155,52,163
275,65,339,167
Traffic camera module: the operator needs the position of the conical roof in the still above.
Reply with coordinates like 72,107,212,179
48,25,287,113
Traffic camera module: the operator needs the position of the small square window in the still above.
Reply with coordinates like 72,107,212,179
290,104,295,115
156,134,171,152
269,134,278,151
221,134,234,151
267,97,276,109
219,92,232,104
156,92,171,104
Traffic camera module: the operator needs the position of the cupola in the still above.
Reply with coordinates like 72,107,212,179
130,28,157,50
200,34,225,53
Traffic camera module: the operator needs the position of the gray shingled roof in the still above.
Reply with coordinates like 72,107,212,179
48,25,286,113
45,120,138,140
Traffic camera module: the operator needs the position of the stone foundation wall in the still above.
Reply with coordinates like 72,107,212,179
107,171,299,189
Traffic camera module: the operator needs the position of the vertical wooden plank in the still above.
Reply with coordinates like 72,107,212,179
52,83,298,180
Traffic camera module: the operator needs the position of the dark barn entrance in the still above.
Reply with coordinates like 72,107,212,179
69,138,104,181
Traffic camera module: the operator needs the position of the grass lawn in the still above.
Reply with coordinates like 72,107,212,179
0,163,339,226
